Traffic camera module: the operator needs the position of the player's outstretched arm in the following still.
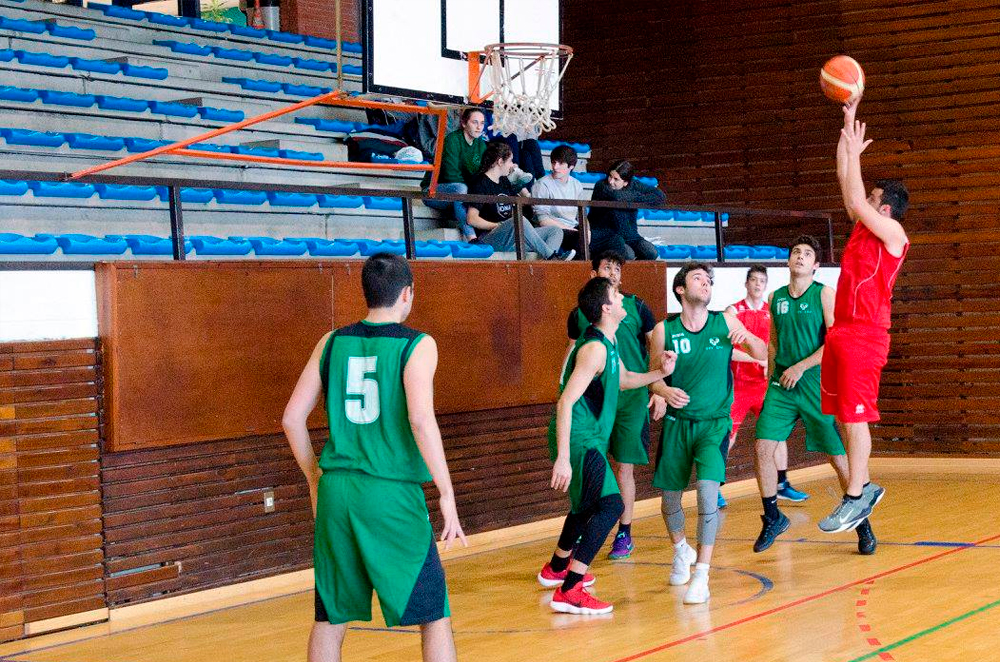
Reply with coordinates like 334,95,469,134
723,311,767,361
282,332,331,517
404,336,468,550
620,351,676,390
837,99,858,218
646,322,690,408
552,342,605,492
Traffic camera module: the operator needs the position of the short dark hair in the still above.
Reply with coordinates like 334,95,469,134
478,140,512,175
746,264,768,282
874,178,909,221
550,144,578,168
672,262,713,303
578,277,614,325
592,249,626,272
361,253,413,308
790,234,823,261
609,159,636,184
461,107,485,124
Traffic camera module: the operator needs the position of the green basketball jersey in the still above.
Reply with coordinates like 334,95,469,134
771,282,827,375
662,311,734,420
571,293,651,373
548,326,620,458
318,321,430,483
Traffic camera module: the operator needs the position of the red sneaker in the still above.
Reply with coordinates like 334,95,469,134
537,562,596,588
550,583,613,615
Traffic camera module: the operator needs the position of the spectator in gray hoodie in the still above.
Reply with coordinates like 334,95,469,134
531,145,586,252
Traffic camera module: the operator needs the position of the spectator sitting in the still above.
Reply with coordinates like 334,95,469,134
423,108,487,242
467,141,576,260
531,144,585,253
588,160,665,261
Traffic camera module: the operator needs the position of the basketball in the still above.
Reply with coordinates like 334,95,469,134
820,55,865,103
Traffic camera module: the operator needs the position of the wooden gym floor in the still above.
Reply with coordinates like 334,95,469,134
2,461,999,662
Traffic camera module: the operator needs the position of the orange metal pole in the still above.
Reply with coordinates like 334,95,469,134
69,90,346,180
171,149,435,171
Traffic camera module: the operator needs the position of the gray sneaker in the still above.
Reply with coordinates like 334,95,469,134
818,496,872,533
863,482,885,510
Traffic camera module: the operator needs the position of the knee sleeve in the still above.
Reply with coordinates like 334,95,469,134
696,480,721,546
661,490,685,532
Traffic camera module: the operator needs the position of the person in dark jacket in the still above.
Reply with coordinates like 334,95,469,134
588,160,664,260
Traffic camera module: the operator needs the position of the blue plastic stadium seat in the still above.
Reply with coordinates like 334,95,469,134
66,133,125,151
0,232,57,255
100,4,146,20
317,194,363,208
658,245,693,260
95,184,158,201
748,246,777,260
47,233,127,255
190,18,228,32
355,239,405,256
280,149,324,161
282,83,329,97
640,209,674,222
692,245,718,260
150,101,198,118
0,86,37,102
15,51,69,68
331,63,363,75
121,63,168,79
2,128,65,147
539,140,592,154
303,36,338,49
266,29,305,44
199,107,244,122
125,137,169,152
267,191,317,207
724,245,751,260
147,13,189,27
415,241,451,258
190,235,252,255
343,42,363,53
364,196,402,211
212,46,254,61
116,234,192,255
40,90,95,107
293,57,331,71
572,172,602,184
0,17,46,33
296,117,355,133
673,211,703,223
635,176,658,186
0,180,30,196
233,146,279,158
70,57,121,74
296,238,358,257
179,187,214,203
45,23,95,40
96,95,150,112
254,52,293,66
241,236,308,256
153,40,211,56
0,49,12,62
451,242,494,259
775,247,790,259
29,181,95,198
213,189,266,205
222,77,281,93
228,24,267,38
189,143,232,153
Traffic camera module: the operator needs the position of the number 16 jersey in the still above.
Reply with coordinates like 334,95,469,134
319,321,431,483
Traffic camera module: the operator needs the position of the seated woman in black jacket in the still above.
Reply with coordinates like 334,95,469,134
588,160,664,260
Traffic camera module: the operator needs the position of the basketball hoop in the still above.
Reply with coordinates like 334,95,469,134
469,43,573,136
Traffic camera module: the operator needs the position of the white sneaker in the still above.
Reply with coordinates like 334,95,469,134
683,570,710,604
668,544,697,586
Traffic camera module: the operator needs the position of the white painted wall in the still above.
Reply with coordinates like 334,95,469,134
0,271,98,342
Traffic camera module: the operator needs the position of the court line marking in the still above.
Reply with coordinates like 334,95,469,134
844,595,1000,662
607,530,1000,662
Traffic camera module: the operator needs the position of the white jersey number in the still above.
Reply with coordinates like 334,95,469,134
345,356,380,424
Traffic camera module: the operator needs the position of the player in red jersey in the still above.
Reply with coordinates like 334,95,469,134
724,265,808,508
818,97,909,534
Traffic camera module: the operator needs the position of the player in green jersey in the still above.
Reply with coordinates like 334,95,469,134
648,263,767,604
753,236,876,555
565,250,666,560
283,253,466,662
540,277,675,615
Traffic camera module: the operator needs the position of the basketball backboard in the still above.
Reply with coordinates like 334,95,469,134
362,0,563,112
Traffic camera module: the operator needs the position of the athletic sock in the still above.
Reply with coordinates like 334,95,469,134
694,562,710,575
562,571,584,592
863,481,871,489
777,470,788,484
550,553,570,573
762,495,779,520
618,522,632,537
673,538,690,553
845,492,862,501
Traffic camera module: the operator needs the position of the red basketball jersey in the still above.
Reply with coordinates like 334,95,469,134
834,222,909,329
730,298,770,383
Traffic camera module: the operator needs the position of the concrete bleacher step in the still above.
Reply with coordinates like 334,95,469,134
102,54,203,80
240,138,348,161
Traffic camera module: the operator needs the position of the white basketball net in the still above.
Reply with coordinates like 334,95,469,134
483,43,573,136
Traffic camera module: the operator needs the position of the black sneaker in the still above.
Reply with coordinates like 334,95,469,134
753,512,790,553
549,248,576,261
857,519,877,555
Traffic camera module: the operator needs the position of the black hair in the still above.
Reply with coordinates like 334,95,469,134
592,249,626,272
790,234,823,261
746,264,768,282
461,107,485,124
478,140,513,175
578,277,614,325
361,252,413,308
609,159,636,184
874,178,909,221
672,262,713,303
550,144,578,168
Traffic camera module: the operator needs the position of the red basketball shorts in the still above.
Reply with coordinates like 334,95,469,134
730,378,767,438
821,324,890,423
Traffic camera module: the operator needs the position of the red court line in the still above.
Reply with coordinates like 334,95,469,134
609,531,1000,662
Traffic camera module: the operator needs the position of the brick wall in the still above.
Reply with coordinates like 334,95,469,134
284,0,360,42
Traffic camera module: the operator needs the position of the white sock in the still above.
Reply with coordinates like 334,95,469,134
673,539,690,554
694,562,710,575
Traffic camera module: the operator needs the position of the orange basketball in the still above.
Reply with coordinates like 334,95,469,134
820,55,865,103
